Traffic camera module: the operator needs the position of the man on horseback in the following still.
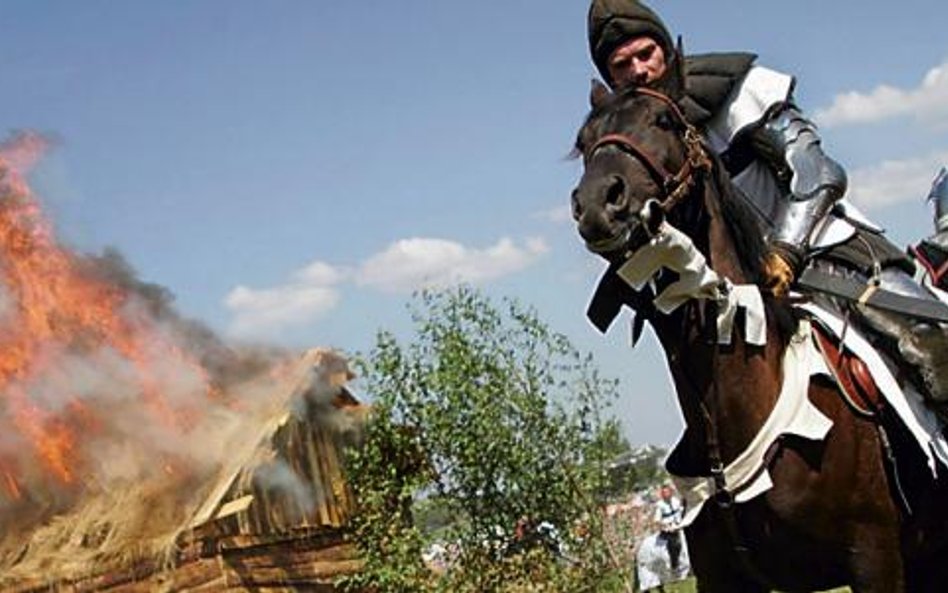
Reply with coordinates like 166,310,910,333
913,169,948,293
586,0,948,417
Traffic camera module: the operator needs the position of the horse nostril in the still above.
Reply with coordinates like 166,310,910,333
605,176,628,214
571,189,583,221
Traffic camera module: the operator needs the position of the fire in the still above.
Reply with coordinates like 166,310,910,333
0,133,217,501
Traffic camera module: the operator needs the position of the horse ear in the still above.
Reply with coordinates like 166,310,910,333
590,79,612,109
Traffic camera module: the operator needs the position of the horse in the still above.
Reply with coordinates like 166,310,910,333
569,84,948,592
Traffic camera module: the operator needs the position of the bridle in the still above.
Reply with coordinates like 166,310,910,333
583,89,783,586
588,89,789,586
585,87,713,217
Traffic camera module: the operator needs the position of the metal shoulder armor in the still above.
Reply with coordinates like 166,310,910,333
753,105,848,252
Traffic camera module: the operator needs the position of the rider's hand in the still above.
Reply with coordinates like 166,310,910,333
763,248,797,298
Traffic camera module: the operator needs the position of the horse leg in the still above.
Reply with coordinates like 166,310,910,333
688,538,770,593
680,512,762,593
693,575,766,593
904,547,948,593
846,531,905,593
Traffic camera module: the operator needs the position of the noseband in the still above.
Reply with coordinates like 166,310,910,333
586,88,712,216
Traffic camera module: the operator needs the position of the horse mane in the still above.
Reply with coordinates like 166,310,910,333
705,152,769,285
703,149,800,340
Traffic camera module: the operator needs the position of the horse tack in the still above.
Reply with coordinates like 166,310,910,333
586,92,808,588
573,83,948,591
812,322,884,418
811,320,917,516
586,89,713,217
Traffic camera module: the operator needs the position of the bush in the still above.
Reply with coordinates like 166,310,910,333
340,287,633,592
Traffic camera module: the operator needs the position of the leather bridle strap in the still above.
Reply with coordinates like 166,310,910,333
591,132,687,194
586,88,712,215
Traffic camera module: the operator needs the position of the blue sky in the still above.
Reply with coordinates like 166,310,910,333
3,1,947,445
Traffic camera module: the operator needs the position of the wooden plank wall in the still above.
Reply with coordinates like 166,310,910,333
21,537,363,592
198,399,357,539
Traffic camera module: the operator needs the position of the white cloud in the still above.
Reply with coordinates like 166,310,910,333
224,236,550,336
224,261,344,338
534,204,572,224
356,236,549,294
292,260,345,285
816,59,948,127
847,149,948,210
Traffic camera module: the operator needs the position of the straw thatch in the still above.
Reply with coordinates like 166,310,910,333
0,348,366,592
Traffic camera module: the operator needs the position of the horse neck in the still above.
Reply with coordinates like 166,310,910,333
650,182,786,462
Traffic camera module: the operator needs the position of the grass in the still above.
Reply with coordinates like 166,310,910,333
658,579,851,593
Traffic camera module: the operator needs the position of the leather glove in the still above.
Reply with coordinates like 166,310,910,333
763,245,801,298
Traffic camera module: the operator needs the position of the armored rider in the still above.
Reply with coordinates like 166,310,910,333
932,169,948,251
913,169,948,293
586,0,948,413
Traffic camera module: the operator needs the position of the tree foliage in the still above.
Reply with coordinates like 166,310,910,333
341,287,632,592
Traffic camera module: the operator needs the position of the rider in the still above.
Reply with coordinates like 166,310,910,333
586,0,948,412
913,169,948,292
932,169,948,252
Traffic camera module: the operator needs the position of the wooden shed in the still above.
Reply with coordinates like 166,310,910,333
0,349,367,592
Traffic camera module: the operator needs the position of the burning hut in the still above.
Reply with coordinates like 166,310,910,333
0,135,367,589
1,349,367,591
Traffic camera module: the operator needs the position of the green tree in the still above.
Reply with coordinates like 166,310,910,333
341,286,632,592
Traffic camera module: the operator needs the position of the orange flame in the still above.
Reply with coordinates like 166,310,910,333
0,133,216,495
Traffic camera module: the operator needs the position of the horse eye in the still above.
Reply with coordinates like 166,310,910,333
655,112,675,130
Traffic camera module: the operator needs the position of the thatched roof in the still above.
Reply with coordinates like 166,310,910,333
0,348,365,590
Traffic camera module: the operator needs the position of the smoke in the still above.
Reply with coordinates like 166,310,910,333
0,131,358,558
79,247,285,389
0,131,48,176
253,459,320,519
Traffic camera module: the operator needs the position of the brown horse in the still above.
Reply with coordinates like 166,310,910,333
570,85,948,592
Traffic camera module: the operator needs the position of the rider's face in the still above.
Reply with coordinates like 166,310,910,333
607,36,667,89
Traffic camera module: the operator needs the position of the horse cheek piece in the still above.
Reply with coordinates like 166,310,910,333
573,90,708,259
640,198,665,237
571,88,948,593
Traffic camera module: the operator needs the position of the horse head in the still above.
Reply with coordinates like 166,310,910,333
571,82,710,263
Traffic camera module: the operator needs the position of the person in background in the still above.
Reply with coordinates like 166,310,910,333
654,484,684,572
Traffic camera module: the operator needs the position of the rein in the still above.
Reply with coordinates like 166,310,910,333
586,88,777,587
586,88,713,217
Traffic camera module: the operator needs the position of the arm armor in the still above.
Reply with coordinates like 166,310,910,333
930,167,948,235
751,105,848,256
